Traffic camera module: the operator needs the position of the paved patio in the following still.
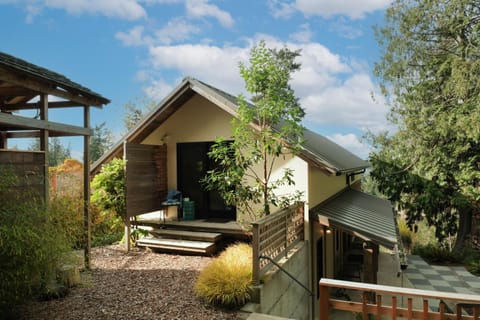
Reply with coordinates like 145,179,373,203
405,255,480,295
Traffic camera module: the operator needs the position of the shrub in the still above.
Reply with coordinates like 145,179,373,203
195,243,253,309
398,219,413,253
49,195,85,249
91,159,126,223
90,205,123,247
0,171,78,314
412,243,462,264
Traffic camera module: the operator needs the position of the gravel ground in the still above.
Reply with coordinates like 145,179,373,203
18,245,240,320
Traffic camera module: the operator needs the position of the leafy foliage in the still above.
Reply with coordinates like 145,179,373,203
203,41,305,222
370,0,480,249
0,169,80,314
91,158,127,223
195,243,252,309
90,205,123,247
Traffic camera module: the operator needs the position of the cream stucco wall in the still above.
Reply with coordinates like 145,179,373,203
308,166,347,208
142,93,309,216
142,94,233,191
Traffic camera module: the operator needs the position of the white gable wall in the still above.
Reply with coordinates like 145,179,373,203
142,93,309,218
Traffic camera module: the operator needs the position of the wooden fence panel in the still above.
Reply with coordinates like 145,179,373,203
0,150,45,201
125,143,167,217
252,203,304,284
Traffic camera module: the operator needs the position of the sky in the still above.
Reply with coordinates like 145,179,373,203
0,0,394,160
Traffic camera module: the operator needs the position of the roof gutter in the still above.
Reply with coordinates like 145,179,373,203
346,169,366,186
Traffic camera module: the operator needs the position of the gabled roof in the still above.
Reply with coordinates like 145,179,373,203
0,51,110,108
312,188,397,249
91,77,369,175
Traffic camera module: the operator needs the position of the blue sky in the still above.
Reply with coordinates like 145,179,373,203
1,0,393,159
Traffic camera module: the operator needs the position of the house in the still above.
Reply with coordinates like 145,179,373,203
0,51,110,268
91,77,398,319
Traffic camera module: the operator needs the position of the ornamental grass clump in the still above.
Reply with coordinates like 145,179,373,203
195,243,253,309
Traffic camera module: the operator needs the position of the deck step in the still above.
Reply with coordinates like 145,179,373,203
149,228,222,242
136,237,216,255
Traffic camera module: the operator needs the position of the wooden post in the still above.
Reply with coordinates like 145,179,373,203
40,94,49,202
377,295,382,318
362,292,368,320
83,106,91,269
0,131,6,149
408,298,413,320
319,281,330,320
123,141,130,252
252,222,259,285
392,296,397,320
423,300,429,320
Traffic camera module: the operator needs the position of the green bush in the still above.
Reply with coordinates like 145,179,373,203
398,219,413,253
49,195,85,249
90,206,123,247
195,243,253,309
412,243,462,264
90,158,126,246
0,173,78,314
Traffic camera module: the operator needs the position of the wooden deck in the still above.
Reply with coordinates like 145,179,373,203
132,212,249,255
133,211,248,239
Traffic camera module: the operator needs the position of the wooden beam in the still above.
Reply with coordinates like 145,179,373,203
6,130,73,138
0,86,38,96
2,100,82,111
0,112,93,136
0,66,106,107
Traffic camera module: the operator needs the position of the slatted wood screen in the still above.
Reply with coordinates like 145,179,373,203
0,150,45,201
125,143,167,217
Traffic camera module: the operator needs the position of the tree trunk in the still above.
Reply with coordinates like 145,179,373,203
452,208,473,254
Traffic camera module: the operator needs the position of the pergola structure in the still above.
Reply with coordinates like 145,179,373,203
0,51,110,268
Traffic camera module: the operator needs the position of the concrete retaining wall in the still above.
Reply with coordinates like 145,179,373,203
253,242,311,320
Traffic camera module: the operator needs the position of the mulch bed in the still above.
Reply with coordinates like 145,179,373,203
17,245,241,320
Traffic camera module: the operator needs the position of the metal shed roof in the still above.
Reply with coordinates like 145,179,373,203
313,188,398,249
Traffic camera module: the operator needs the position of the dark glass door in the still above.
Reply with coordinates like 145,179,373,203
177,142,236,220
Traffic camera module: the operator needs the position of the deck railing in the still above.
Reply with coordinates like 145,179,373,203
319,278,480,320
252,203,304,284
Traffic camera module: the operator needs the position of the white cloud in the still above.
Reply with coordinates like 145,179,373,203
25,4,41,23
7,0,147,20
154,18,201,45
143,78,175,101
327,133,370,159
115,25,150,46
148,44,248,94
45,0,147,20
329,17,364,39
135,70,151,82
301,73,388,133
185,0,234,28
294,0,392,19
289,23,313,43
268,0,296,19
145,37,388,137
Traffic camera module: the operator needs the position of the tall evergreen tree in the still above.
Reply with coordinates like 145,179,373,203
123,96,156,132
371,0,480,251
29,137,71,167
90,122,114,163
